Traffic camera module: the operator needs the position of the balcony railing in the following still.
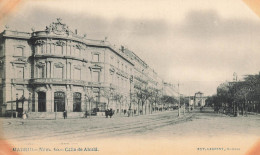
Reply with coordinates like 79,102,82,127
34,54,88,62
12,78,118,88
30,78,87,86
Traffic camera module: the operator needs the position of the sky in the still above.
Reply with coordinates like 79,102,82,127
1,0,260,96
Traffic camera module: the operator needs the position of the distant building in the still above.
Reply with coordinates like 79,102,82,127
194,92,206,107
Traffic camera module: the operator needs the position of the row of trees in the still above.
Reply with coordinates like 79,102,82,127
206,73,260,116
84,84,181,117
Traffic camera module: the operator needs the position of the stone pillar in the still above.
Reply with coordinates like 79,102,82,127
49,85,53,112
50,61,53,78
46,89,52,112
66,86,73,112
51,44,54,54
35,92,38,112
45,61,48,78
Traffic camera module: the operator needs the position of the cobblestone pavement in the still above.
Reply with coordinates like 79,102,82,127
1,108,259,143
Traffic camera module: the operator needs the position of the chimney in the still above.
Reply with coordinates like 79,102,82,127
121,46,124,52
75,29,78,34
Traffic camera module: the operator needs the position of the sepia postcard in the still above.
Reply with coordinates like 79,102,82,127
0,0,260,154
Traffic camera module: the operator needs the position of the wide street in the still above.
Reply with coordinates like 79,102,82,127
1,108,259,143
0,108,260,155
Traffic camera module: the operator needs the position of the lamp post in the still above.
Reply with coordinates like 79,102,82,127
183,94,185,115
178,83,181,117
15,93,18,118
28,93,31,112
55,101,57,120
85,94,87,118
188,95,190,112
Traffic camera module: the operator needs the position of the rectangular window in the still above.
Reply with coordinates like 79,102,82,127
16,67,24,79
75,48,80,57
74,68,81,80
56,46,62,55
38,67,44,78
54,67,63,79
41,44,45,54
50,44,54,54
47,44,51,54
92,71,100,82
15,47,23,56
93,54,99,62
68,63,71,79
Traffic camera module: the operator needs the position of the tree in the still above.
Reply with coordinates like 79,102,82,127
148,89,162,113
161,95,178,110
244,74,260,113
84,88,95,117
136,86,153,115
100,87,114,109
233,81,254,116
113,91,124,115
213,73,260,116
216,82,235,114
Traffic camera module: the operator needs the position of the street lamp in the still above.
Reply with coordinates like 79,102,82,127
28,93,31,112
85,94,87,118
178,83,181,117
15,93,18,118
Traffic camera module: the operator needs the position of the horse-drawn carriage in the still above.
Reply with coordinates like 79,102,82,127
105,109,114,118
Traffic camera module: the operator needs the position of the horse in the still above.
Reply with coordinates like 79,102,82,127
105,109,114,118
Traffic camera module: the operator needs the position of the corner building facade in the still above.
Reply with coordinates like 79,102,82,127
0,19,165,118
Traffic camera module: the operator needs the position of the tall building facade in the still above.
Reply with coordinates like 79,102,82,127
0,19,167,118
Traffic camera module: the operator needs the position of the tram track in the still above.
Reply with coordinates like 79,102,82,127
11,112,195,142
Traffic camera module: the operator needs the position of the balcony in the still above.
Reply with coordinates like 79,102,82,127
30,78,87,86
11,78,116,88
34,54,88,63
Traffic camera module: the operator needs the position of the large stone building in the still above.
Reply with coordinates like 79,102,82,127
0,19,170,118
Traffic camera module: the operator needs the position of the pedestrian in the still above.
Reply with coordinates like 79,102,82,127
105,109,109,118
109,108,114,118
63,110,67,119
